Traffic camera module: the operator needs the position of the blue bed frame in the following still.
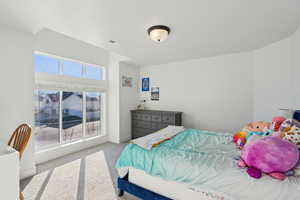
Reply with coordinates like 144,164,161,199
117,174,172,200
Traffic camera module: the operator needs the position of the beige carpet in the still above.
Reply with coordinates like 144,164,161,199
23,151,117,200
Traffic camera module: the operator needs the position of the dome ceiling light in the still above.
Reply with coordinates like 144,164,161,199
147,25,170,42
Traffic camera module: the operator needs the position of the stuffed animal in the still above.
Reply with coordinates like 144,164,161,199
272,116,286,131
243,122,272,143
242,121,271,134
238,137,299,180
245,131,273,145
280,125,300,148
279,119,300,132
233,131,247,148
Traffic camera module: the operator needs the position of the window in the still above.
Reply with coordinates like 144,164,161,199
62,92,83,142
34,53,106,151
34,90,103,150
34,54,60,74
86,92,101,136
86,65,103,80
34,90,60,149
34,53,104,80
63,60,83,78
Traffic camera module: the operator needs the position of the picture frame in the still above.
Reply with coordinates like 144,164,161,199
151,87,159,101
142,77,150,91
122,76,133,87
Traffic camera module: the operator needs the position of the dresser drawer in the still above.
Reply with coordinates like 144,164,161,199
132,128,154,139
133,120,152,129
151,122,168,130
151,114,162,122
132,113,143,120
162,114,175,124
141,113,152,121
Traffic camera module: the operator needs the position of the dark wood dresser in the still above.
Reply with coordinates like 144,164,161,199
131,110,182,139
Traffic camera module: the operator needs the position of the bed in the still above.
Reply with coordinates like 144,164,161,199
116,128,300,200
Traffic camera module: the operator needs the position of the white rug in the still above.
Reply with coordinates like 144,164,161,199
23,151,117,200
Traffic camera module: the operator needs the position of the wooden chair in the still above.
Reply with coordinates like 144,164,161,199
8,124,32,200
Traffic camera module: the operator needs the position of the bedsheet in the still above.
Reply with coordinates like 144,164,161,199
116,128,300,200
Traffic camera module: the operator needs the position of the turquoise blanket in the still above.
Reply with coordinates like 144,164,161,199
116,128,300,200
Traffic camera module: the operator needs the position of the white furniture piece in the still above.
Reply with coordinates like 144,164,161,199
0,140,19,200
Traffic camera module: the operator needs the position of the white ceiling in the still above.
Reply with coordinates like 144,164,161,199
0,0,299,66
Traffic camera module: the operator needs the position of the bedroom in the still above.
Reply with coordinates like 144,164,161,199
0,0,300,200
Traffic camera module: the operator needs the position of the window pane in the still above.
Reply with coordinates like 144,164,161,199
34,90,60,149
34,54,59,74
63,60,83,78
86,92,101,136
62,92,83,142
86,65,103,80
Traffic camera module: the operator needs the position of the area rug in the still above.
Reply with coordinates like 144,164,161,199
23,151,117,200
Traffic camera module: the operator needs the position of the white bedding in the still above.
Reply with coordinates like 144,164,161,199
131,125,184,150
128,167,226,200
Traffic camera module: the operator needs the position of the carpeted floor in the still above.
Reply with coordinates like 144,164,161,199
21,142,139,200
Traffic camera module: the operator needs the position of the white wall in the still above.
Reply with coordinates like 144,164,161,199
119,62,140,142
140,53,253,133
107,53,140,143
107,53,122,143
35,29,108,66
0,24,36,179
291,27,300,108
253,38,293,121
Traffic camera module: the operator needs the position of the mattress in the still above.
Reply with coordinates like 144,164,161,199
128,167,225,200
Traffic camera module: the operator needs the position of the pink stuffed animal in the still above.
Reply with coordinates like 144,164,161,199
238,137,299,180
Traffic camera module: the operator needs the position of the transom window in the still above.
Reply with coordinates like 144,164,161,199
34,53,104,80
34,53,106,151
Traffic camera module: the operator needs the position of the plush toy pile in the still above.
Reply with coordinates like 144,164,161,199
233,117,300,180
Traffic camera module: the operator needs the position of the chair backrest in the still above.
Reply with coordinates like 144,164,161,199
8,124,32,159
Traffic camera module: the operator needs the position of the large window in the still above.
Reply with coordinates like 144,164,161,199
34,53,105,151
35,90,103,150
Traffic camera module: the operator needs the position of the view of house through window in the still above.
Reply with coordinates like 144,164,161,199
34,90,60,149
34,53,104,150
34,90,103,150
62,91,83,142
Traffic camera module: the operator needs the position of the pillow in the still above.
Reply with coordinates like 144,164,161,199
280,125,300,148
279,119,300,132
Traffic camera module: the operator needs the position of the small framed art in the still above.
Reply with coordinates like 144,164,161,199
142,77,150,91
151,87,159,101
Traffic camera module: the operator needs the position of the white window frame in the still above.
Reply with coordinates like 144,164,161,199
34,52,107,152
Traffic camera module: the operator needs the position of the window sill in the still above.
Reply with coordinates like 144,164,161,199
35,134,108,165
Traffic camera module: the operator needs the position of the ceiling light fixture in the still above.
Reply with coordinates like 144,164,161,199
148,25,170,42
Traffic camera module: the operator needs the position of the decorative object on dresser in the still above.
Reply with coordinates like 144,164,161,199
131,110,182,139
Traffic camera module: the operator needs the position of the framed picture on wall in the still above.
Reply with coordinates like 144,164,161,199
151,87,159,101
142,77,150,91
122,76,133,87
